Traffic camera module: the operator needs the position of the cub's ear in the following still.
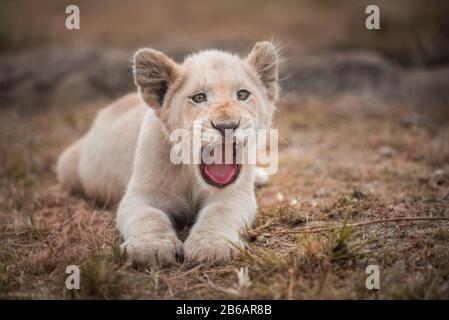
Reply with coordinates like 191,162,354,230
133,48,180,108
245,41,280,103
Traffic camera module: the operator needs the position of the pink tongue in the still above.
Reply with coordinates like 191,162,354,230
204,164,236,185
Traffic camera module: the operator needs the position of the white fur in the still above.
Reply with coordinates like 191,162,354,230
57,42,279,266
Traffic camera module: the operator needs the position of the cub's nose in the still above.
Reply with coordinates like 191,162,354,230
211,120,239,136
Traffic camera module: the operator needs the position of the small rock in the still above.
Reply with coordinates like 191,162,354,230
315,188,329,197
352,188,365,199
433,169,446,186
402,113,435,130
379,146,396,158
276,192,285,202
328,211,339,219
442,192,449,201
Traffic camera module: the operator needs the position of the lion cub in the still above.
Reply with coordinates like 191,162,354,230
57,42,279,266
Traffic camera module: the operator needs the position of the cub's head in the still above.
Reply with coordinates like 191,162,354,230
133,42,280,188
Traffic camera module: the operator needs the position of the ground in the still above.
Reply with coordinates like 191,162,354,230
1,95,448,299
1,0,449,300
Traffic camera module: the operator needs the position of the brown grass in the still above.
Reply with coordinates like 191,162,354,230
1,96,448,299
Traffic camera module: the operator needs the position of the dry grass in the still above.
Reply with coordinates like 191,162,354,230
1,0,448,300
1,96,448,299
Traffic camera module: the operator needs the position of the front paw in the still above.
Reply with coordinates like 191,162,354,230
184,232,244,265
121,233,183,267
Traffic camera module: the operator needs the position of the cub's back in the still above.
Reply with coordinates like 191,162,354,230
78,93,148,204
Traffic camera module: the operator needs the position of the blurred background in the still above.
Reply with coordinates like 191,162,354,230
1,0,449,111
1,0,449,64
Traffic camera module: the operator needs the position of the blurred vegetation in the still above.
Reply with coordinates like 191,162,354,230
0,0,448,67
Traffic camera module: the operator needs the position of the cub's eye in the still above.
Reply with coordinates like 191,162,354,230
191,93,207,104
237,89,250,101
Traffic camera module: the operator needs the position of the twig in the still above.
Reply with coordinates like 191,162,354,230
275,217,449,235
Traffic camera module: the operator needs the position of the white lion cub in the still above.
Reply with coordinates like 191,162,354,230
56,41,280,266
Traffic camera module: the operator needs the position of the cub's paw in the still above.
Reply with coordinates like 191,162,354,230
121,233,183,267
183,232,244,265
254,167,269,187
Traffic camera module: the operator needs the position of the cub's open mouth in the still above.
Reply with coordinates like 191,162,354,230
200,143,241,187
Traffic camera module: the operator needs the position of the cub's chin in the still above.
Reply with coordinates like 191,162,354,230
200,142,241,188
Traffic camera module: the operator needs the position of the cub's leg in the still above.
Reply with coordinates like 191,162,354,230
183,192,257,264
56,138,83,192
117,192,183,266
